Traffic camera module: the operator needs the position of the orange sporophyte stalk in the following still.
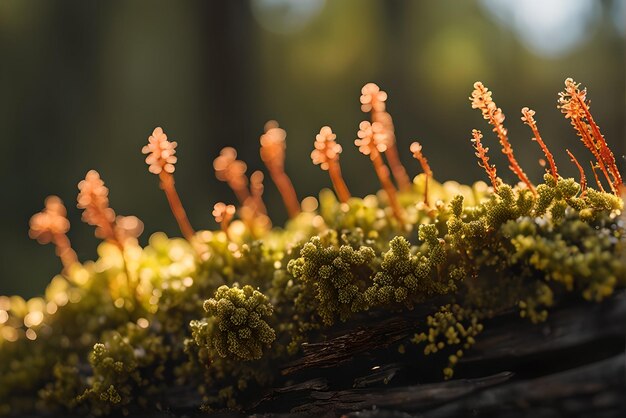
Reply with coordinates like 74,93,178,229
565,149,587,197
249,170,269,216
590,162,606,193
242,170,272,235
567,78,622,191
77,170,143,297
260,122,301,218
29,196,78,271
409,141,433,206
558,78,622,194
212,202,236,237
77,170,124,249
360,83,411,192
355,120,405,224
311,126,351,203
575,117,612,192
471,82,536,196
142,127,195,241
214,148,270,231
471,129,499,191
213,147,250,205
521,107,558,179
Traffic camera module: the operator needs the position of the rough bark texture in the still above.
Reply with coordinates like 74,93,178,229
251,292,626,417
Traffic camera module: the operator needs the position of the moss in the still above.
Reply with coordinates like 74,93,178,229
2,170,623,414
190,285,276,361
1,79,625,414
411,304,484,379
287,234,375,325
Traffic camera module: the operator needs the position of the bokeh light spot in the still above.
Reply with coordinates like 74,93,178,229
480,0,600,58
251,0,326,34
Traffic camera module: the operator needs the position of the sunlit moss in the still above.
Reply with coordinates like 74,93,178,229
0,171,624,413
1,78,625,414
189,285,276,361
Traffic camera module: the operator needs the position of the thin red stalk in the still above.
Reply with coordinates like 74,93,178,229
590,162,606,193
268,169,301,218
363,84,412,192
566,149,587,197
573,118,615,194
571,89,623,191
521,108,558,179
384,140,412,192
159,172,195,241
410,142,433,206
371,150,405,224
471,82,535,195
328,160,351,203
249,172,269,216
471,129,498,191
496,125,534,194
52,233,78,271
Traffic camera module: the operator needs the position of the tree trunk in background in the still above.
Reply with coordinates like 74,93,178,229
202,2,258,155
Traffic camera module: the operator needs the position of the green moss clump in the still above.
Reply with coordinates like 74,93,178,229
411,304,484,379
76,323,169,415
190,285,275,361
364,235,451,308
287,234,375,325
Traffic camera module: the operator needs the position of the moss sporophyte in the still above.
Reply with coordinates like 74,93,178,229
0,79,623,415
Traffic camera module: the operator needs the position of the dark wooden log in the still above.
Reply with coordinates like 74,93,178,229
254,292,626,417
462,291,626,362
260,372,514,415
281,292,625,377
416,354,625,418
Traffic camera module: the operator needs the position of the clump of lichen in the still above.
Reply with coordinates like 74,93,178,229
0,78,624,415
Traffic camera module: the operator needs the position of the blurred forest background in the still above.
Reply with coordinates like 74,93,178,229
1,0,625,296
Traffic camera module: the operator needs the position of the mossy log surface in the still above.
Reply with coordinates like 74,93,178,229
20,291,622,418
